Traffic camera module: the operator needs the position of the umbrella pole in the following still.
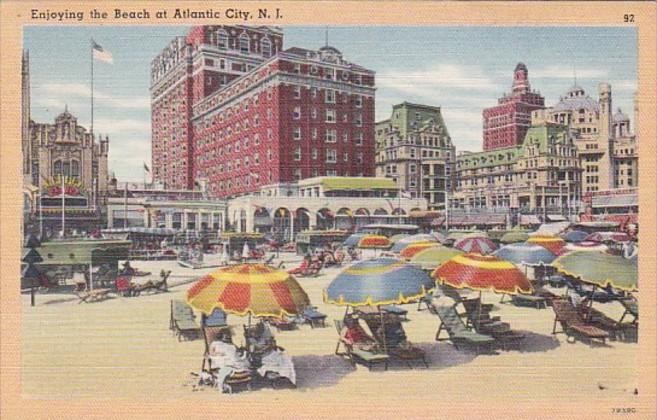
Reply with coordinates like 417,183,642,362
378,305,387,355
478,290,482,331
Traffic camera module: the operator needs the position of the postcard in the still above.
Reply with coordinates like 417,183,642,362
1,1,655,419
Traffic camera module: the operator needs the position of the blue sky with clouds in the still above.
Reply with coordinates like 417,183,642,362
24,26,636,181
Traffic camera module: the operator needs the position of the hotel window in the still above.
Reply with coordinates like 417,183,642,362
326,109,336,123
410,164,416,174
293,106,301,119
267,128,273,140
342,113,348,123
311,108,317,119
294,147,302,161
261,38,272,57
325,89,336,104
354,95,363,108
311,88,317,98
293,63,301,74
343,133,349,143
217,31,228,49
254,153,260,164
325,129,337,143
293,127,302,140
310,65,318,75
254,134,260,145
239,33,250,53
312,127,318,140
343,152,349,162
293,168,302,180
312,148,318,160
312,168,319,177
268,148,273,161
356,133,363,145
357,152,363,164
326,149,337,163
327,169,337,176
71,160,80,179
293,86,301,99
267,108,273,120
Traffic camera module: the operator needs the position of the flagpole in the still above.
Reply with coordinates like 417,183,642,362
61,175,66,237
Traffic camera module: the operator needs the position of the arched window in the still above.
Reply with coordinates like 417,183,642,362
261,37,271,57
71,160,80,179
217,30,228,49
53,160,62,176
239,33,250,53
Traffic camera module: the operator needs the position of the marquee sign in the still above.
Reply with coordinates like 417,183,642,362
42,176,85,197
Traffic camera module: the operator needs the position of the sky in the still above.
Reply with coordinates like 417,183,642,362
24,26,637,181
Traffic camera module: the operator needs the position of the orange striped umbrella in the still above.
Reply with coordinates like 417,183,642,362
357,234,391,249
186,264,310,318
399,242,439,259
432,253,532,295
527,235,566,255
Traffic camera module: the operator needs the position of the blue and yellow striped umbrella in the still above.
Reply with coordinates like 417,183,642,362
324,258,434,306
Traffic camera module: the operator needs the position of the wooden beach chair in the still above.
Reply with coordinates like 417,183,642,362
361,314,428,368
551,299,609,346
618,297,638,324
333,319,389,371
170,299,201,341
462,297,525,349
381,304,409,320
76,288,112,304
201,326,252,393
429,303,495,354
302,306,327,328
133,270,171,296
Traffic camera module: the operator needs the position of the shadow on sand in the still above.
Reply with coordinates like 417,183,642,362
292,354,357,390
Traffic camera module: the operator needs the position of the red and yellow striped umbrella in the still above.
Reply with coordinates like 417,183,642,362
357,234,391,249
527,235,566,255
399,242,439,259
187,264,310,318
432,253,532,295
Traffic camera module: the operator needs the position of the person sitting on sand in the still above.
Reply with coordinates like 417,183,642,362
340,314,379,352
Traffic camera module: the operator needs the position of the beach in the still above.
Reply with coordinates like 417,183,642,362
21,252,638,404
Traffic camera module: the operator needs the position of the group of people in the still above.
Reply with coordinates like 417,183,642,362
206,321,296,391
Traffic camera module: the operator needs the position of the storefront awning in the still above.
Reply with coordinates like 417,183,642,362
592,194,638,207
547,214,567,222
520,215,541,225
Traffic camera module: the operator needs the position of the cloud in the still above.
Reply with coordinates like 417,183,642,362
34,83,150,110
530,66,609,80
377,64,499,99
94,118,150,133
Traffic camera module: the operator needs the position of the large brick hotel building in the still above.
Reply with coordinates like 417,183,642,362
482,63,545,151
151,25,375,197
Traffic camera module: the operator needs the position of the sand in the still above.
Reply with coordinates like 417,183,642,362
21,252,638,406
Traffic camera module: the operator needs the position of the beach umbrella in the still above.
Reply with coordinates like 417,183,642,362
324,258,434,307
409,247,463,270
432,253,532,295
399,242,439,259
561,230,589,243
187,263,310,318
453,236,497,255
343,233,366,248
389,233,411,244
499,231,530,244
563,241,609,253
531,222,571,236
324,257,434,353
552,251,637,292
585,231,631,243
526,235,565,255
494,243,557,266
356,234,391,249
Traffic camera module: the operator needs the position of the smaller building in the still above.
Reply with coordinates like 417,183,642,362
105,182,227,233
228,176,427,240
375,102,456,210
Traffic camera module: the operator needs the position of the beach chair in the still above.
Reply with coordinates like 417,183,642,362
501,293,547,309
416,294,434,311
201,308,228,328
265,316,298,332
170,299,201,341
133,270,170,296
580,306,624,341
334,319,389,371
618,298,638,324
201,326,252,393
381,305,409,320
429,303,495,354
462,297,525,349
287,259,309,275
302,306,327,328
362,314,428,368
551,299,609,346
76,288,112,304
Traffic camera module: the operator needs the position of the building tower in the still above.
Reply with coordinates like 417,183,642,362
597,82,613,190
482,63,545,151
